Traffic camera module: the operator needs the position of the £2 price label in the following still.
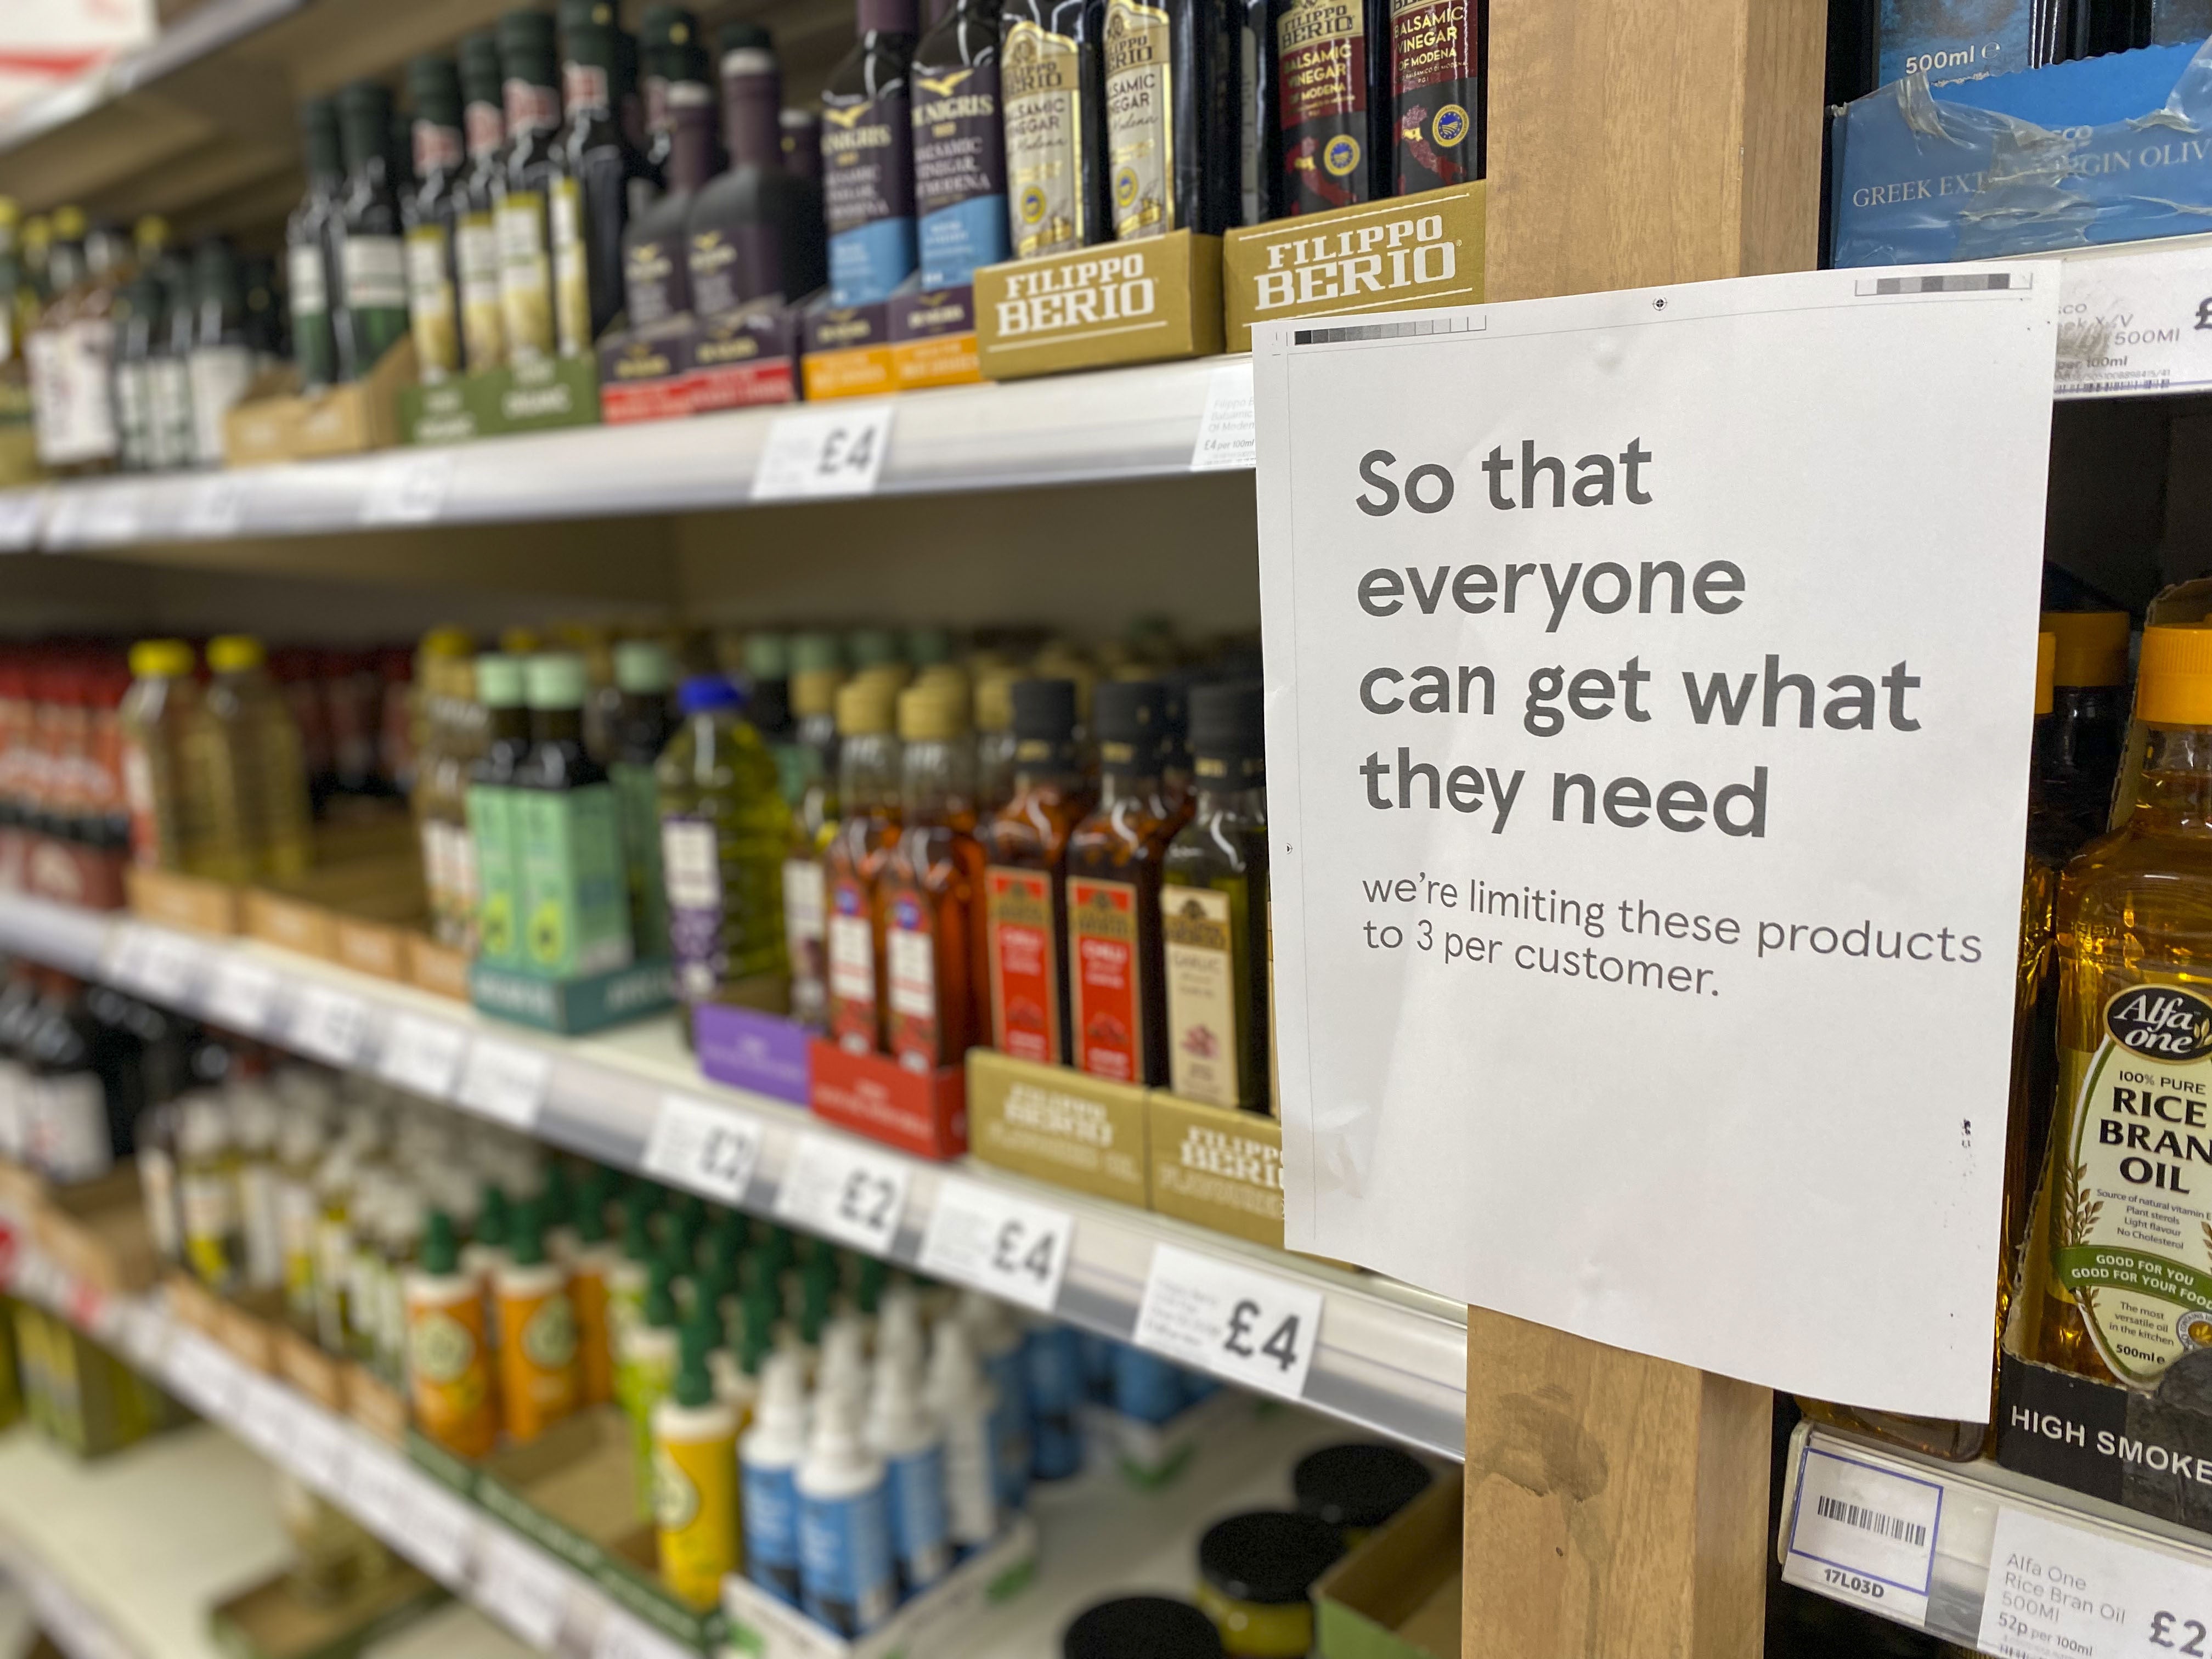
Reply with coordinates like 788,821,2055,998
752,405,894,500
918,1174,1073,1314
1974,1504,2212,1658
642,1092,765,1207
1133,1243,1325,1402
776,1132,910,1256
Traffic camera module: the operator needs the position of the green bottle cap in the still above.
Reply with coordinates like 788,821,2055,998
509,1198,546,1267
614,640,672,694
408,55,463,126
477,1185,510,1248
906,628,953,666
646,1261,679,1328
761,1224,795,1279
575,1193,608,1246
799,1255,835,1343
672,1322,714,1408
855,1254,887,1314
622,1198,654,1262
741,1281,777,1354
744,633,790,680
476,653,526,707
791,633,842,675
421,1210,460,1275
845,628,899,668
459,32,503,101
704,1210,746,1273
526,652,590,710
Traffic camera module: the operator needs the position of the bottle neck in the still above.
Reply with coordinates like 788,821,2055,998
1098,767,1163,809
2134,726,2212,831
505,75,561,137
901,736,972,820
1009,736,1081,792
565,55,613,118
839,732,901,808
413,117,464,179
723,52,782,168
465,99,507,160
667,87,718,189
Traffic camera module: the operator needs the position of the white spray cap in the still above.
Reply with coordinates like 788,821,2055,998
865,1354,931,1450
925,1317,992,1413
818,1316,870,1405
755,1350,810,1437
957,1288,1015,1354
876,1285,926,1375
805,1387,871,1471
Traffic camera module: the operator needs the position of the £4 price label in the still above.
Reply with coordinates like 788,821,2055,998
776,1132,910,1256
1133,1243,1325,1402
918,1174,1073,1313
642,1092,765,1207
752,405,894,500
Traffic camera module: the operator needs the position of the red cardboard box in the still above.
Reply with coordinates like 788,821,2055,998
809,1039,967,1160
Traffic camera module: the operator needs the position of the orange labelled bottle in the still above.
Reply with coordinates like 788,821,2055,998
879,683,988,1073
495,1198,580,1443
405,1210,498,1459
823,679,903,1055
980,680,1093,1064
1065,681,1190,1085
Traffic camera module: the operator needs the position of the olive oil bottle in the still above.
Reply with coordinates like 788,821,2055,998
2041,624,2212,1390
495,11,567,365
285,101,346,391
554,0,654,355
402,56,467,383
334,83,411,381
456,33,511,370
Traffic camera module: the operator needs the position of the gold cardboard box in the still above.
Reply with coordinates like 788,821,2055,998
1222,181,1485,352
1144,1090,1284,1248
224,338,416,466
976,231,1223,381
966,1048,1149,1207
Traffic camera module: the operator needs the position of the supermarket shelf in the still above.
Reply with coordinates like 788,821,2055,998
0,356,1249,554
0,891,1470,1462
1781,1421,2212,1650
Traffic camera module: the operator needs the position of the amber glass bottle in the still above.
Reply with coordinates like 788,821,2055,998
877,684,988,1073
1064,680,1188,1085
823,679,903,1054
981,679,1092,1064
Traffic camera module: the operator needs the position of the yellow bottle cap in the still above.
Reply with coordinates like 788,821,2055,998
129,639,195,679
2135,624,2212,727
791,667,844,720
0,199,19,230
898,682,965,742
2036,631,2055,718
49,206,84,239
206,634,266,674
835,679,895,737
419,626,475,662
2040,610,2130,689
133,215,168,253
973,670,1015,735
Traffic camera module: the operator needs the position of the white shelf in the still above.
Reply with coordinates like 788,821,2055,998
0,892,1468,1461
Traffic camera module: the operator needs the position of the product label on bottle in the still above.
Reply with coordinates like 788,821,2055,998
741,1460,802,1600
827,874,879,1053
504,79,562,136
1069,876,1144,1082
654,1432,740,1609
457,212,505,369
315,1216,352,1348
407,1292,495,1459
239,1161,283,1289
1877,0,2035,85
1004,20,1092,257
1277,0,1372,214
686,221,788,317
885,889,942,1072
2051,984,2212,1386
1389,0,1475,193
783,856,829,1025
913,60,1011,286
1164,884,1243,1107
1105,0,1176,240
405,225,462,377
497,190,556,360
29,1073,109,1183
278,1179,318,1321
113,360,151,471
549,176,592,357
518,784,635,978
182,1171,241,1288
186,343,254,465
662,815,725,1002
611,761,667,962
146,356,192,471
30,318,117,465
499,1285,579,1439
882,1443,952,1589
798,1485,897,1636
287,242,329,317
823,87,919,307
985,866,1062,1063
468,784,524,967
623,232,686,328
939,1409,1000,1545
342,235,410,311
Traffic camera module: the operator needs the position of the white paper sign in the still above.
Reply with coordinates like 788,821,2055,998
919,1175,1073,1313
642,1092,764,1206
592,1605,691,1659
455,1039,550,1130
474,1528,571,1649
378,1012,469,1100
1255,266,2057,1415
1780,1442,1942,1627
207,957,280,1033
1133,1242,1324,1401
775,1132,910,1255
1190,359,1257,471
752,405,894,499
1976,1506,2212,1658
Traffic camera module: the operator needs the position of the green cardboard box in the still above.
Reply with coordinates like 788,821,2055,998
1314,1468,1462,1659
469,957,674,1034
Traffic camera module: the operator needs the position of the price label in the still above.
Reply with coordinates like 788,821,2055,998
918,1175,1073,1313
1972,1504,2212,1658
378,1013,469,1100
82,482,142,543
286,984,373,1066
345,1443,413,1542
775,1132,910,1256
233,1375,298,1460
591,1604,691,1659
641,1092,765,1206
207,957,281,1034
0,488,44,550
1781,1441,1942,1627
116,1302,169,1372
455,1039,550,1130
752,404,894,500
360,450,454,525
97,922,153,989
180,473,246,538
133,928,205,1005
474,1528,571,1649
166,1333,244,1419
1190,359,1257,471
1133,1243,1325,1403
393,1468,478,1584
289,1402,349,1492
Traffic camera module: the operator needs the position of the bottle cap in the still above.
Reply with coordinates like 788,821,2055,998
2036,632,2055,718
459,31,505,98
2136,624,2212,727
974,670,1015,735
338,78,393,123
679,674,746,715
501,8,558,52
907,627,953,665
744,632,790,680
129,639,195,679
421,1210,460,1275
1197,1510,1345,1606
673,1319,715,1407
477,1183,510,1248
420,627,475,664
1011,677,1077,742
622,1195,655,1262
646,1261,679,1328
643,3,698,46
206,634,267,674
50,204,87,240
525,652,590,710
409,54,464,121
846,627,900,668
1061,1598,1224,1659
614,640,673,694
836,678,895,737
509,1197,546,1266
1189,680,1264,764
718,19,773,54
791,632,842,674
133,215,169,255
0,200,17,232
476,653,526,707
2041,610,2131,689
898,681,964,742
1291,1442,1434,1532
1092,680,1164,771
791,668,843,719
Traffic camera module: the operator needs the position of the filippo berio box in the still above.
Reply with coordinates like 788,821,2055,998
975,232,1222,380
1145,1090,1285,1248
1221,180,1485,352
967,1048,1149,1208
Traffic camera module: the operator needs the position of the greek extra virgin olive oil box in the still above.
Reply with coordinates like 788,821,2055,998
1221,180,1485,352
975,232,1223,380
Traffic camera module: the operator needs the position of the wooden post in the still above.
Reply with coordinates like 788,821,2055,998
1466,1,1825,1654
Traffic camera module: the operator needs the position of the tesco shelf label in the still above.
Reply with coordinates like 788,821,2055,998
379,1013,470,1101
455,1039,550,1131
1781,1442,1941,1628
753,405,894,500
918,1175,1073,1314
642,1092,765,1207
207,957,281,1034
775,1132,910,1256
287,985,373,1066
1133,1243,1324,1402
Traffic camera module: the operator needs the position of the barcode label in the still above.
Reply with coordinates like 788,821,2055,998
1815,1493,1927,1549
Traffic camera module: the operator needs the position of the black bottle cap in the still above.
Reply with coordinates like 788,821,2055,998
499,9,558,58
459,32,504,100
409,55,464,122
1092,679,1165,767
558,0,614,30
858,0,918,36
1189,681,1263,762
718,19,773,53
1197,1510,1344,1606
1011,677,1077,742
641,5,697,48
1062,1596,1223,1659
1291,1442,1433,1532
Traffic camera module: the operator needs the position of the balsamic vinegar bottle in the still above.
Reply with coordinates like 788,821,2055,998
687,25,828,311
822,0,921,307
1001,0,1110,255
1272,0,1389,213
624,68,717,325
1389,0,1480,193
1237,0,1276,223
1102,0,1236,239
912,0,1012,285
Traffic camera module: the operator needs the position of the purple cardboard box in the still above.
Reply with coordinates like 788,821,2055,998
693,1003,814,1104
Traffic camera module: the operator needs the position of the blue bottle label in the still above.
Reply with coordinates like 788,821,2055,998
984,1348,1031,1509
1877,0,2034,85
798,1485,898,1635
741,1459,803,1604
884,1444,953,1590
1112,1343,1186,1424
912,60,1009,286
824,86,918,305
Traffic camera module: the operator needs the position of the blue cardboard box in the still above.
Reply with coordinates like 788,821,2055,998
1831,37,2212,266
